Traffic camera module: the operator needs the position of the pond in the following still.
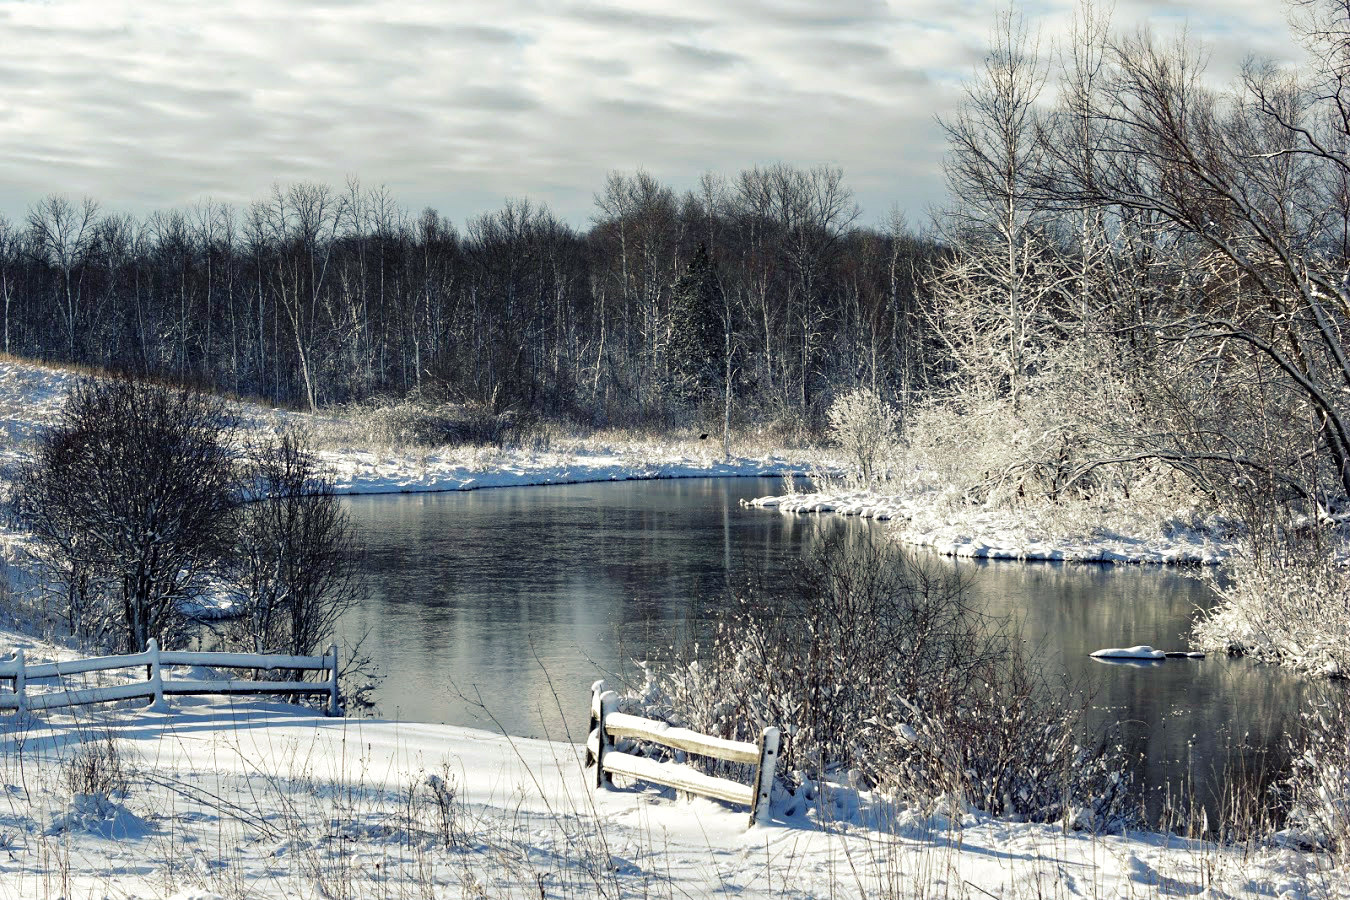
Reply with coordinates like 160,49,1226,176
339,477,1307,823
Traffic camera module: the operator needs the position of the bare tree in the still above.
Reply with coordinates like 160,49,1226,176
26,195,99,360
1069,16,1350,503
227,428,363,663
0,216,17,355
931,10,1063,410
12,378,239,652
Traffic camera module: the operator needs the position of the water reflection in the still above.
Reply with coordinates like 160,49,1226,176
340,479,1305,822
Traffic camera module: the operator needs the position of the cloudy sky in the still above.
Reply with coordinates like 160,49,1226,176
0,0,1304,228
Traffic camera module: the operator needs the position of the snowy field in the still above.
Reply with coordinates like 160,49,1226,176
0,632,1335,900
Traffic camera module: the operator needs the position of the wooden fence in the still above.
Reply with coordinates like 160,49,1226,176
0,639,340,717
586,680,779,827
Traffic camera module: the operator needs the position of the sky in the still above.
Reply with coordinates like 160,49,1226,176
0,0,1306,230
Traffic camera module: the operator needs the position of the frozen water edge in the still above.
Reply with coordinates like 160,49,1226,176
319,447,821,497
746,490,1235,566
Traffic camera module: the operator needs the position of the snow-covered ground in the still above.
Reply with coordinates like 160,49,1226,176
0,357,819,499
317,443,814,496
0,641,1335,900
746,489,1237,565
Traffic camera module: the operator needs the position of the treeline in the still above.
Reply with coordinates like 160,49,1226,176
0,167,941,427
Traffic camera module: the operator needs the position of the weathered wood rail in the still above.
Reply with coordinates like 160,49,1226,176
0,640,340,717
585,680,779,826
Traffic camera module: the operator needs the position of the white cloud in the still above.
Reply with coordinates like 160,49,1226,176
0,0,1304,227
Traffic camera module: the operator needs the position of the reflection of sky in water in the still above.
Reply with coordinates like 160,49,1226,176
340,479,1307,823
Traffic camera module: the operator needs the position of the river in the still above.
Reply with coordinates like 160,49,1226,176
338,477,1306,823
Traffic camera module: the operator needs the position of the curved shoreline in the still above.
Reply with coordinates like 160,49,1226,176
746,491,1232,567
322,450,821,498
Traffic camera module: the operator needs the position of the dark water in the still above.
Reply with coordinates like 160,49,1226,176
339,478,1306,821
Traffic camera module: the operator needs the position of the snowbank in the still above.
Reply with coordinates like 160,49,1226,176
319,446,815,496
0,694,1332,899
746,490,1235,565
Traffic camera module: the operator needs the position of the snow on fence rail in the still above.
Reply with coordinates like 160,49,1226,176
0,639,340,717
585,680,779,827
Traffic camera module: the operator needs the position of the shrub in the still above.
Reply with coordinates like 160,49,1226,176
1284,687,1350,859
226,428,364,662
366,397,533,449
62,731,130,802
637,534,1136,828
1194,540,1350,677
826,387,897,486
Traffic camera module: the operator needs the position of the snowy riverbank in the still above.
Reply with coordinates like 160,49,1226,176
0,645,1333,900
318,444,817,496
746,488,1237,565
0,356,822,499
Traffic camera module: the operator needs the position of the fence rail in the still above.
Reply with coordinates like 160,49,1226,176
0,640,340,717
585,680,779,827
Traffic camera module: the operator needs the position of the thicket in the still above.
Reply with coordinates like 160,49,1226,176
0,170,938,433
635,535,1137,830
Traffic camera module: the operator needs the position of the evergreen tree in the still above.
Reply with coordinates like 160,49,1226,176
667,242,725,404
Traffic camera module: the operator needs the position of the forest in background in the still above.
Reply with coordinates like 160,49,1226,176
0,167,939,431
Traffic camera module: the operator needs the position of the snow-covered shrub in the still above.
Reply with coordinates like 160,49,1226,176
826,387,898,486
637,534,1137,829
1194,542,1350,677
326,395,533,450
422,763,464,849
871,657,1137,830
1284,689,1350,859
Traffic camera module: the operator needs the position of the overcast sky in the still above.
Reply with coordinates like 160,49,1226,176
0,0,1305,229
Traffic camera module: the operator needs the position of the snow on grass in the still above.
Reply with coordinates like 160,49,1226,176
0,355,823,498
0,692,1337,899
313,442,816,496
745,488,1236,565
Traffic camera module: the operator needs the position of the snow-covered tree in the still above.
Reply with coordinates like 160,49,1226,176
827,386,897,486
13,377,238,652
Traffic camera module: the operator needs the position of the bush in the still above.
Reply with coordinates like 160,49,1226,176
637,534,1136,829
226,428,364,662
1284,687,1350,859
62,731,130,802
364,397,533,448
1194,540,1350,677
826,387,897,486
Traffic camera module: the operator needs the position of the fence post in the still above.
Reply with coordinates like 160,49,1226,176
750,726,780,827
326,644,340,717
146,639,169,711
14,648,26,718
588,680,616,789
